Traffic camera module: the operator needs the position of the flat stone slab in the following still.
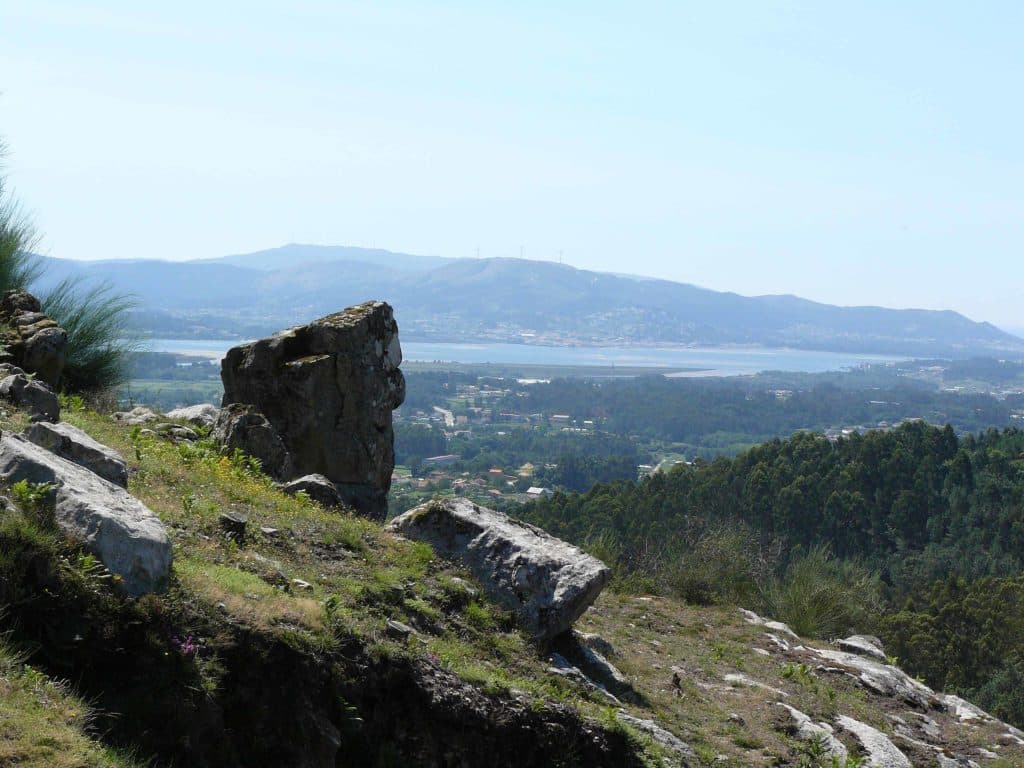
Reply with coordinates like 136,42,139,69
0,433,171,596
23,420,129,487
389,498,609,642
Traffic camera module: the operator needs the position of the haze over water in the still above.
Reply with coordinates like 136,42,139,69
148,338,901,377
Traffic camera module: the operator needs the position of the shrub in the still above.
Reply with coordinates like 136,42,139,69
762,544,882,639
0,139,42,292
41,278,139,394
663,520,766,607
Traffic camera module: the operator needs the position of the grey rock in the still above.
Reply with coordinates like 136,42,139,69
212,404,292,479
386,619,415,641
221,301,404,520
547,653,620,704
835,715,911,768
576,631,617,658
0,291,66,388
23,421,129,487
389,498,610,642
809,647,937,709
837,634,888,662
281,474,343,508
112,406,161,426
615,711,694,764
0,374,60,422
556,630,631,695
0,433,170,596
219,511,248,542
739,608,800,640
165,403,219,426
777,703,848,762
151,422,200,443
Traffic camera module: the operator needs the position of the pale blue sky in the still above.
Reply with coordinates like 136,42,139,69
2,2,1022,328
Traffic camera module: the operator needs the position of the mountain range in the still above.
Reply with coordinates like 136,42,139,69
32,244,1024,357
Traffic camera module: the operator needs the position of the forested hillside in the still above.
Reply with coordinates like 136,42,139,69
521,422,1024,725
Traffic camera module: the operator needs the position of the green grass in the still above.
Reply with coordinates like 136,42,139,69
0,641,139,768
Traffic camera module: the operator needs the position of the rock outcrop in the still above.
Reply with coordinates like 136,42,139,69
389,498,610,642
0,371,60,422
165,403,219,427
23,420,130,487
212,404,292,479
0,433,170,595
280,474,344,508
220,301,405,520
112,406,160,426
0,290,67,389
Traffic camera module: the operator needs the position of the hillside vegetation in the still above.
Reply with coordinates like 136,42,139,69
521,421,1024,726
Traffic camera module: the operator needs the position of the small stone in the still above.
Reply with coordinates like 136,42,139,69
385,619,414,641
219,511,248,542
291,578,314,592
259,526,280,537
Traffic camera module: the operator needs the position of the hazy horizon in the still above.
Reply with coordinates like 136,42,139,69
4,3,1024,326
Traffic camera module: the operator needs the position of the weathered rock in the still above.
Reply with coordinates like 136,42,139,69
576,631,617,658
23,420,129,487
837,634,888,662
212,404,292,479
835,714,912,767
112,406,161,426
615,711,694,765
0,290,67,388
0,373,60,422
739,608,800,640
165,403,219,427
547,652,620,704
151,422,200,443
808,646,938,709
219,511,248,542
777,703,848,762
281,474,344,508
389,498,610,642
220,301,404,520
555,630,632,696
0,433,170,596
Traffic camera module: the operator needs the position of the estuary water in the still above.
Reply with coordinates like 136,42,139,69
145,338,902,377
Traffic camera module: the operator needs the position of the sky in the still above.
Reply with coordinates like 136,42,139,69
2,2,1023,329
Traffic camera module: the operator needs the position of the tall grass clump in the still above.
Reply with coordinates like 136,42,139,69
762,544,883,639
664,520,767,607
0,138,42,292
42,279,138,394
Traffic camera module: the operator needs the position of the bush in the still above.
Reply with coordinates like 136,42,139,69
0,138,42,292
762,545,882,639
42,279,138,394
663,521,766,607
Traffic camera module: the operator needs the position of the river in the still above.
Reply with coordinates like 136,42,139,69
144,338,902,377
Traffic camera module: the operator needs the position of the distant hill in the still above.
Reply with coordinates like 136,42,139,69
31,245,1024,357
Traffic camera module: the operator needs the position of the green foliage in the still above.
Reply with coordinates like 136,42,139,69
663,520,766,607
10,479,56,519
882,575,1024,726
762,545,882,639
0,138,42,293
41,278,138,394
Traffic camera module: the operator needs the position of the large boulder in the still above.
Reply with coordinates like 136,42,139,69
165,403,219,427
0,290,67,389
389,498,610,642
220,301,405,520
23,420,130,487
212,403,292,479
0,433,171,596
0,373,60,422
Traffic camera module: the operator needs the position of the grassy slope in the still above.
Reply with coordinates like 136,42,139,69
0,642,137,768
4,406,1021,767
